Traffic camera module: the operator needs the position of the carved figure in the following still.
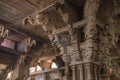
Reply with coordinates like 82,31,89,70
22,37,36,53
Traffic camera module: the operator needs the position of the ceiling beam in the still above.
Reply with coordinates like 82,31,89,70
0,46,25,55
54,18,90,34
54,18,103,35
0,18,48,43
25,0,38,8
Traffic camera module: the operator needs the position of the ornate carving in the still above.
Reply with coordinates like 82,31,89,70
57,3,69,24
52,34,71,46
84,17,97,41
0,25,10,44
22,12,49,29
68,24,75,41
22,37,36,53
49,73,60,80
0,25,9,38
62,54,71,63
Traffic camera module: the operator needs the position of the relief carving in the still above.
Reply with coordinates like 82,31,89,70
0,25,10,44
84,17,97,41
22,37,36,53
0,25,9,38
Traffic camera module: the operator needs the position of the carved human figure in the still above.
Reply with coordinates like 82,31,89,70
0,25,10,44
22,37,36,53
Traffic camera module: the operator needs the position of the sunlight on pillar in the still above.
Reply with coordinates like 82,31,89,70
6,71,12,79
36,65,42,71
51,62,58,68
29,67,35,74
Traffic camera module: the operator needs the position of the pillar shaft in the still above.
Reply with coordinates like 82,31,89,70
77,64,84,80
94,65,98,80
71,65,76,80
82,0,101,80
84,63,94,80
64,63,69,80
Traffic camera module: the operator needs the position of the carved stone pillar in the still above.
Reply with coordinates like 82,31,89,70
10,56,37,80
61,49,70,80
84,63,94,80
82,0,101,80
42,73,46,80
84,63,101,80
58,70,63,80
94,65,98,80
71,65,76,80
51,34,71,80
97,66,101,80
61,63,69,80
94,65,101,80
62,54,71,80
77,64,84,80
0,69,8,80
10,55,26,80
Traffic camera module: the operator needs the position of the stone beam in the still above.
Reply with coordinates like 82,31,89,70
54,17,95,35
0,19,48,43
24,2,60,18
53,18,103,35
0,46,25,55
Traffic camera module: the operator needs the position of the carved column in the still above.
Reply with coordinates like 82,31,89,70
58,70,63,80
77,64,84,80
10,56,37,80
97,66,101,80
62,54,71,80
10,55,26,80
42,73,46,80
84,63,94,80
0,69,8,80
94,65,98,80
82,0,101,80
71,65,76,80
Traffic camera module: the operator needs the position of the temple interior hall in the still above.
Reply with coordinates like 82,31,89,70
0,0,120,80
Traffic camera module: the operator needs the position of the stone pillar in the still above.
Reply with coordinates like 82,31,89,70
83,63,101,80
42,73,46,80
97,66,101,80
94,65,98,80
77,64,84,80
0,69,8,80
10,56,37,80
71,65,76,80
64,62,69,80
10,55,26,80
82,0,101,80
58,70,63,80
84,63,94,80
62,53,71,80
